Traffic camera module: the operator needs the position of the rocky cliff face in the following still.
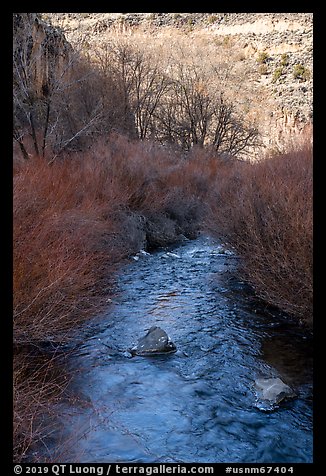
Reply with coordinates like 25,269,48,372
43,13,313,155
207,13,313,152
13,13,72,97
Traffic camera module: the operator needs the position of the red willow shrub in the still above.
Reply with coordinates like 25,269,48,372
14,156,122,346
13,130,313,460
206,138,313,325
13,349,71,462
13,150,128,460
13,133,219,460
13,135,219,346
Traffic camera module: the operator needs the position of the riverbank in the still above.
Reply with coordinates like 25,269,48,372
206,135,312,326
23,236,313,463
13,134,213,460
13,132,312,461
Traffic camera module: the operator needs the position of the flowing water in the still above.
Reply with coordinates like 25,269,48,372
47,235,313,463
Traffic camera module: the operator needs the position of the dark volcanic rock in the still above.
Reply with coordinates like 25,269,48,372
131,326,177,356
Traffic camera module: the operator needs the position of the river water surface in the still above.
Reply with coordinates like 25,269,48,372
49,235,313,463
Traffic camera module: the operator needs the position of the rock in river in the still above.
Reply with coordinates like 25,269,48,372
131,326,177,356
255,377,296,405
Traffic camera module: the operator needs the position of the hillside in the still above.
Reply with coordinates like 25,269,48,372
45,12,313,155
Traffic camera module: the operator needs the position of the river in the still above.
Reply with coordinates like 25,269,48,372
43,235,313,463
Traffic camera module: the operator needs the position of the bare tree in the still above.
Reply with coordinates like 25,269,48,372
153,62,259,156
13,13,68,159
13,16,260,161
131,51,171,140
100,40,171,140
13,13,106,161
211,94,259,157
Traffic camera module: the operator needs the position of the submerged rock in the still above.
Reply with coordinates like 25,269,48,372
254,377,296,407
130,326,177,356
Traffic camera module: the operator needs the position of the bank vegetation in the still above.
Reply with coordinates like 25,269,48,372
13,13,312,462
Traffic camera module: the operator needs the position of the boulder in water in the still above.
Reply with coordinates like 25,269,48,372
130,326,177,356
254,377,296,405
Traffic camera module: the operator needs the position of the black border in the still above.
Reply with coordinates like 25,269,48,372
7,4,321,473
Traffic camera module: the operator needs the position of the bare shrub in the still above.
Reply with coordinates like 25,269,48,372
13,133,219,348
13,133,222,460
13,155,126,345
13,349,71,461
206,138,313,325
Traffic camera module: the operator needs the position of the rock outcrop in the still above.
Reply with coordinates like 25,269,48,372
13,13,72,98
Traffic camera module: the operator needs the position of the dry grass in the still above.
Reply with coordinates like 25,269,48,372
206,136,313,325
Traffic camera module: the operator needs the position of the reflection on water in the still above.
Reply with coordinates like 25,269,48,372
40,235,313,463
